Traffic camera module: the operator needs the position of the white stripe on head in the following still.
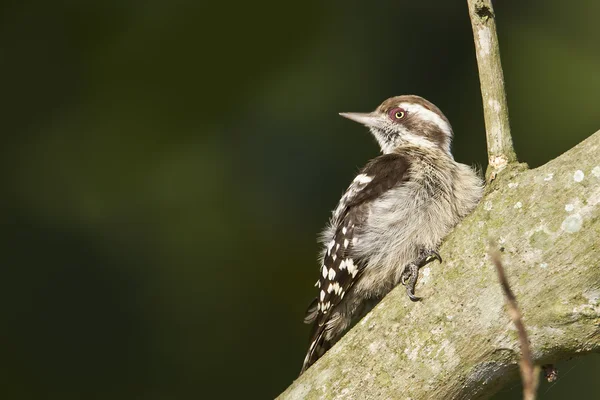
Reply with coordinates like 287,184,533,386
372,126,437,154
400,133,438,149
400,103,453,138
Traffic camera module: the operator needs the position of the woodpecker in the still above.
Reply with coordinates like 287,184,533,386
300,95,483,374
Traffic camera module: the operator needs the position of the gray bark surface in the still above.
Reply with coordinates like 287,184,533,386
279,130,600,400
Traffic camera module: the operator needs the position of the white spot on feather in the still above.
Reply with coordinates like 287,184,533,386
508,182,519,189
565,204,574,212
574,170,585,182
484,201,493,211
592,166,600,178
328,268,336,280
354,174,372,184
514,201,522,209
344,239,349,248
327,240,335,254
346,258,357,277
544,173,554,181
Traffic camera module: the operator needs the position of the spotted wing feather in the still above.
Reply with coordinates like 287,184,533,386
301,154,410,373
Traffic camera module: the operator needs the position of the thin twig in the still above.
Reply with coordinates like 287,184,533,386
490,250,539,400
466,0,517,180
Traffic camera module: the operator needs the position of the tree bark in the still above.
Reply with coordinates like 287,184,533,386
278,130,600,400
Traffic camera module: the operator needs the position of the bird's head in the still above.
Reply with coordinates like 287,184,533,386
340,95,453,155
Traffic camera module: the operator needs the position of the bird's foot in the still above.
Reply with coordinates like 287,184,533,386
400,249,442,302
401,262,421,302
416,249,442,267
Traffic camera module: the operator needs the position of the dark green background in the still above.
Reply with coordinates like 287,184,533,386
2,0,599,399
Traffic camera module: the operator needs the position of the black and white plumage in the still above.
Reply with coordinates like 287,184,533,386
300,95,483,374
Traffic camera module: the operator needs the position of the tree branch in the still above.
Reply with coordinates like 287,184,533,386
279,130,600,400
467,0,517,179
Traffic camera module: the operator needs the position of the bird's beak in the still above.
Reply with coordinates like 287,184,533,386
339,112,383,129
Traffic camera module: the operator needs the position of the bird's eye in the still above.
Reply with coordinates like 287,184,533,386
389,107,406,121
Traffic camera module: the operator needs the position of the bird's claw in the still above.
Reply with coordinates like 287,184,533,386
401,262,421,302
401,249,442,302
406,287,422,302
420,250,442,266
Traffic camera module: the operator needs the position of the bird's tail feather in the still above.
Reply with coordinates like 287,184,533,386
299,323,331,375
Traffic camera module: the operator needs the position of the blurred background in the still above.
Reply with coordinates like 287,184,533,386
2,0,599,399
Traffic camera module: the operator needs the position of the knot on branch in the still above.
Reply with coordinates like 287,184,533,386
475,4,495,20
489,154,509,172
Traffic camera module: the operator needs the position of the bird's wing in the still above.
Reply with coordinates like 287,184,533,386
301,153,410,372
